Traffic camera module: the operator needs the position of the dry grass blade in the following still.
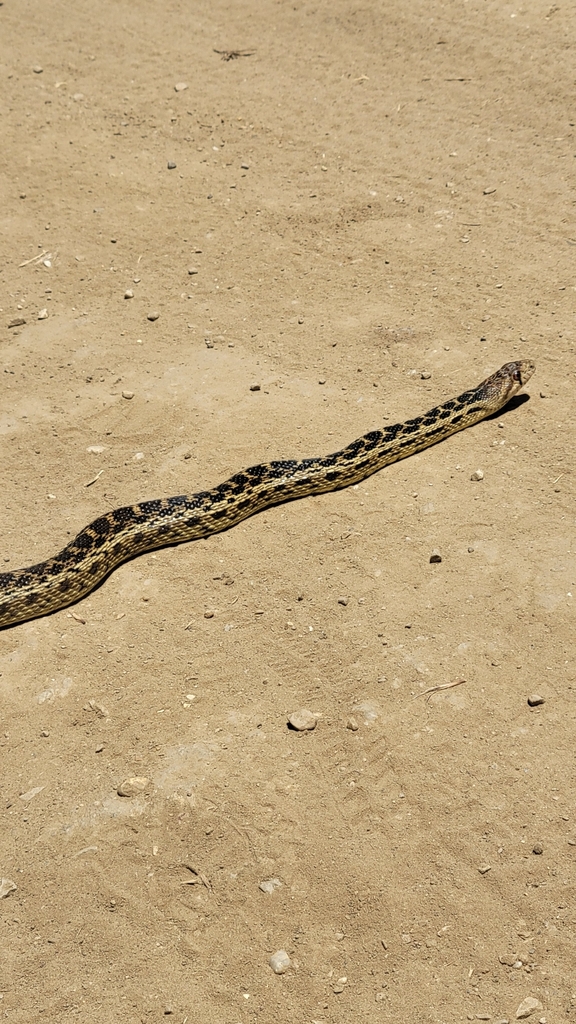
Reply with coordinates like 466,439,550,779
414,678,466,703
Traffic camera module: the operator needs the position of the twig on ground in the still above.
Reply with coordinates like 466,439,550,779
414,678,466,703
181,864,212,891
85,470,104,487
214,48,255,61
19,251,50,267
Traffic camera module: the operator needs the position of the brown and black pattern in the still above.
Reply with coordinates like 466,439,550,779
0,360,534,628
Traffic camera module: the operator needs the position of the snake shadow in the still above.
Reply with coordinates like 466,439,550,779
486,392,531,420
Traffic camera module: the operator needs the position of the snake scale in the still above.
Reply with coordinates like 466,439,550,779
0,359,534,628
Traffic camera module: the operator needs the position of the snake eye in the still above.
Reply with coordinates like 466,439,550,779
512,369,521,383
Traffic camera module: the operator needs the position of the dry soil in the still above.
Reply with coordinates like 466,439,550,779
1,1,575,1022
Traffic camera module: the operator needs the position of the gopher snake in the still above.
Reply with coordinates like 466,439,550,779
0,360,534,628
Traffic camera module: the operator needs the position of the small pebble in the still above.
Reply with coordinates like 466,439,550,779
122,390,134,400
332,977,347,994
87,445,106,454
147,311,160,321
37,308,48,320
241,162,250,170
0,878,17,899
174,82,189,92
167,161,177,170
515,997,542,1019
259,878,282,894
421,371,431,380
288,709,317,731
470,469,484,481
117,776,149,797
124,289,134,299
269,950,291,974
205,338,214,348
429,549,442,563
483,186,497,195
478,864,492,874
346,717,359,731
8,317,26,328
250,383,261,391
337,596,349,606
532,843,543,855
527,694,545,707
204,610,214,618
95,743,104,753
32,65,43,74
499,953,519,966
40,730,50,737
187,267,199,275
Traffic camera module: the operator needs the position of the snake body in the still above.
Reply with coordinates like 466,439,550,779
0,360,534,628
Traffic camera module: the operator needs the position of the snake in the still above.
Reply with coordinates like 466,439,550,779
0,359,534,629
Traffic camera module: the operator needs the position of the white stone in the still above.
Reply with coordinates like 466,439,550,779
516,997,543,1019
288,709,317,731
259,878,282,894
269,950,290,974
117,776,149,797
0,878,17,899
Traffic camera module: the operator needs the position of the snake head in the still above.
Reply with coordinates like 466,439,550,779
491,360,536,404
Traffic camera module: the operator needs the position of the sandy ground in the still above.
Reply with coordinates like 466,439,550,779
0,0,575,1021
